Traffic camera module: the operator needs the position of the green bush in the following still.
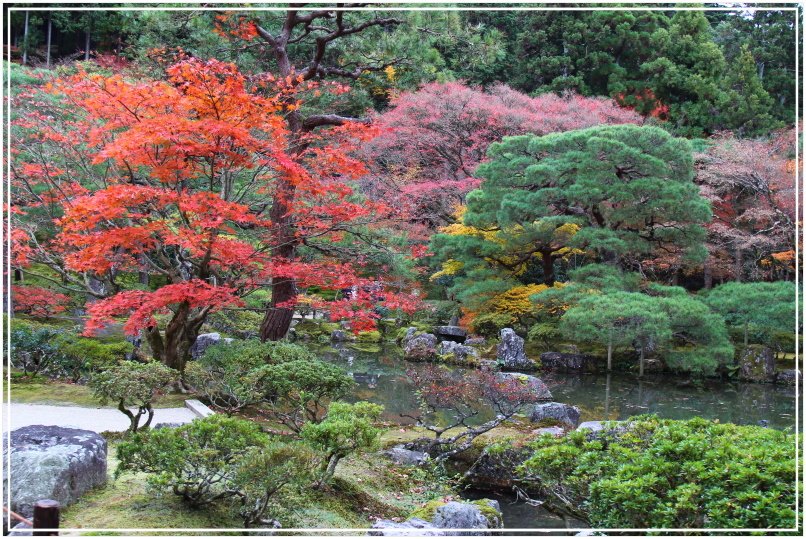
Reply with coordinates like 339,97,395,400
90,361,178,432
520,415,797,528
9,319,64,377
301,401,384,487
186,340,276,414
471,312,513,339
117,415,268,506
53,336,133,382
205,309,264,338
234,442,316,528
256,359,354,433
356,330,382,343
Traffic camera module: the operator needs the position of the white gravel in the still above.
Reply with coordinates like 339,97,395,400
2,403,197,433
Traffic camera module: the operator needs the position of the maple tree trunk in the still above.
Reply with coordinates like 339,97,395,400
144,301,205,375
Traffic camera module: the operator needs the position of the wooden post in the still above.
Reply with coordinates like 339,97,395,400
32,499,59,536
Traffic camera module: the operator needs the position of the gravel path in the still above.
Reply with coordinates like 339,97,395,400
2,403,197,433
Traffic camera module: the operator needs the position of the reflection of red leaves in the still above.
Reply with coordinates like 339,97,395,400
12,286,71,319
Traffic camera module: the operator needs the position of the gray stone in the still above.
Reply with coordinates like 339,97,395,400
434,326,467,343
190,333,233,359
8,522,32,536
384,446,429,466
404,333,438,361
438,341,479,363
739,346,776,382
431,500,502,535
533,426,566,437
152,422,184,430
540,352,591,373
496,328,536,371
496,372,553,400
464,336,486,346
369,518,442,536
776,369,801,386
576,421,606,433
4,426,107,518
479,360,500,372
401,327,419,346
529,402,581,428
331,329,349,342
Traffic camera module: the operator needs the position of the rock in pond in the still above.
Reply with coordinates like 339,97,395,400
496,372,552,400
739,345,776,382
529,402,581,428
190,332,233,359
496,328,537,371
331,329,350,342
438,341,479,364
384,446,430,466
4,425,107,518
434,326,467,343
775,369,801,386
540,351,591,373
404,332,438,361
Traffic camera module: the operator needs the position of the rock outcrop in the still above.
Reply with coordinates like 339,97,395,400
434,326,468,343
370,499,502,536
529,402,581,429
496,328,536,371
540,351,591,373
738,345,776,382
496,372,553,400
438,341,479,364
4,426,107,518
404,332,438,361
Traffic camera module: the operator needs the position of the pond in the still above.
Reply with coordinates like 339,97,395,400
319,343,797,430
318,343,798,531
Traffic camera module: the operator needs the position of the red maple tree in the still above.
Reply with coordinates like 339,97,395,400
10,58,418,372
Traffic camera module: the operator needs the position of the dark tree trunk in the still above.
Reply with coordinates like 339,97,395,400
22,11,29,65
144,302,206,374
46,12,52,67
541,250,555,286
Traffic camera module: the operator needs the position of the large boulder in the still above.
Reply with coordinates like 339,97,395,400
384,446,429,466
438,341,479,364
465,336,486,346
190,333,233,359
775,369,801,386
368,518,441,536
739,345,776,382
404,333,438,361
4,426,107,518
370,500,502,536
434,326,467,343
529,402,581,428
464,444,532,491
496,372,552,400
496,328,536,371
540,351,591,373
431,500,502,534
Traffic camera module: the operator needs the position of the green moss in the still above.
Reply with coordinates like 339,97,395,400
348,342,383,354
471,499,503,527
357,330,382,343
10,377,189,408
409,499,447,521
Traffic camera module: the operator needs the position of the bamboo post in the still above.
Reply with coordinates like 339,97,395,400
32,499,59,536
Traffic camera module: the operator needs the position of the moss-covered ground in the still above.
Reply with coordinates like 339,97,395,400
9,376,189,408
59,436,456,534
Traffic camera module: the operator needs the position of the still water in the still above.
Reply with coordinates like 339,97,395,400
319,344,797,430
319,343,798,531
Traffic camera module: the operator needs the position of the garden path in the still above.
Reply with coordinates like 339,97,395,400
1,403,196,433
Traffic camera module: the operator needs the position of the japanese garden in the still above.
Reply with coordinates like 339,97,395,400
2,4,801,535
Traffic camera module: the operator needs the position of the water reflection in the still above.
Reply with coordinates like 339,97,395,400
318,344,797,430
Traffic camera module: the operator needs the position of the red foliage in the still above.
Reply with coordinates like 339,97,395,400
11,58,419,342
12,285,71,319
362,82,642,238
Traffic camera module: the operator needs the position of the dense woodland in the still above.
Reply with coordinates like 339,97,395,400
4,3,801,533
